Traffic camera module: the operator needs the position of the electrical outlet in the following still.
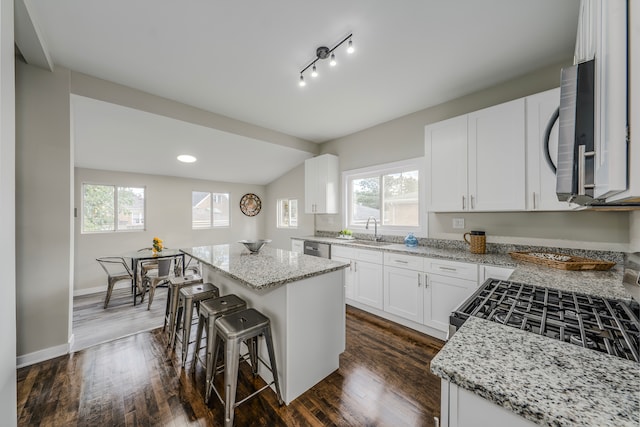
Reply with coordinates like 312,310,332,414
452,218,465,229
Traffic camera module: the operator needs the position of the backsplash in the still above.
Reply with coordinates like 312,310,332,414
314,230,625,264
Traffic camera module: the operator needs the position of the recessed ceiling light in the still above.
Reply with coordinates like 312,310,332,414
177,154,197,163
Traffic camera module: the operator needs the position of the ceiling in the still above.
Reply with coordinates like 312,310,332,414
16,0,581,184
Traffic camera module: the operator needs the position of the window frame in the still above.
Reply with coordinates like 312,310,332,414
192,191,231,229
276,198,298,229
343,157,426,237
81,183,146,234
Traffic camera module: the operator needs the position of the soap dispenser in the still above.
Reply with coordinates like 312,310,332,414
404,233,418,247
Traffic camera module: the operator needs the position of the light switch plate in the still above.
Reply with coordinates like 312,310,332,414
452,218,465,229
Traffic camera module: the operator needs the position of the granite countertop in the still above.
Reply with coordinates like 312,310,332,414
430,317,640,427
182,243,348,291
294,236,631,301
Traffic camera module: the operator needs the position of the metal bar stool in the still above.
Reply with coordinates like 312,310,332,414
165,274,203,343
209,308,283,427
175,282,220,364
189,294,247,400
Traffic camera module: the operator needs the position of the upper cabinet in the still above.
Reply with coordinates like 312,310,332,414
426,98,526,212
305,154,339,214
525,88,576,211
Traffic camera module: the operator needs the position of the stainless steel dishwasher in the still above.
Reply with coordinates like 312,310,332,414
303,240,331,258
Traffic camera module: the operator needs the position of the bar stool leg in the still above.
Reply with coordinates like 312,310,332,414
181,295,195,364
223,339,241,427
190,311,207,375
168,287,181,347
263,327,284,405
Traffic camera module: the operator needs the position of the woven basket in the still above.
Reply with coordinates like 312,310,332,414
464,233,486,254
509,251,616,271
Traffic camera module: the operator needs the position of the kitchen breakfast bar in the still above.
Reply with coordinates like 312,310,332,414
181,244,349,404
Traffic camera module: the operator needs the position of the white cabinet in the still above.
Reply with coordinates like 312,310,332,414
304,154,339,214
334,246,383,309
332,246,355,300
291,239,304,254
426,98,526,212
383,253,425,323
425,115,468,212
424,273,476,332
479,264,514,283
468,98,526,211
525,88,576,211
424,259,478,332
441,381,537,427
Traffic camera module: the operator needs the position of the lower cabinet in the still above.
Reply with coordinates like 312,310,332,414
441,381,537,427
333,246,384,310
383,265,424,323
424,274,476,332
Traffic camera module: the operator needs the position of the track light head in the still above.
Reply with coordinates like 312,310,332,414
329,53,336,67
347,39,354,54
299,74,306,87
311,64,318,78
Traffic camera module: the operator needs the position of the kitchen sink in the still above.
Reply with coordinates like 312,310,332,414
348,240,394,247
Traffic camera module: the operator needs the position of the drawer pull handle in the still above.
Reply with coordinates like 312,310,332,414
438,266,457,272
395,260,409,264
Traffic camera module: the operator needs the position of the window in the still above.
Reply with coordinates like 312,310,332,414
344,158,424,235
82,184,145,233
192,191,230,228
277,199,298,228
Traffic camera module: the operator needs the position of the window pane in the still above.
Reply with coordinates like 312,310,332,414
83,184,115,232
279,199,290,227
117,187,145,230
212,193,230,227
382,170,419,226
192,191,211,228
351,177,380,226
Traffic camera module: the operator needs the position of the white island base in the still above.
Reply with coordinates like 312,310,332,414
204,267,345,405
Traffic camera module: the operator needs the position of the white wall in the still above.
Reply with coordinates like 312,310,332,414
75,168,266,292
317,61,633,251
264,164,315,250
15,60,72,364
0,0,17,422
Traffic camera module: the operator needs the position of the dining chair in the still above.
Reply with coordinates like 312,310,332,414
174,253,200,277
138,257,175,310
96,257,134,309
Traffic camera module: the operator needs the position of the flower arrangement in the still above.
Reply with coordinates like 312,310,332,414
152,237,163,253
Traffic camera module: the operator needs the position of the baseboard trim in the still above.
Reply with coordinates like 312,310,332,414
16,339,71,368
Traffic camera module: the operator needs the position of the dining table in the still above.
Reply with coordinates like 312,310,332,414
121,248,185,305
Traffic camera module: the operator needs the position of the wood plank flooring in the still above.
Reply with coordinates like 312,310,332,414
72,286,166,352
18,305,444,426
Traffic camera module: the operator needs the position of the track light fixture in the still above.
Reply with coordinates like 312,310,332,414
298,34,353,87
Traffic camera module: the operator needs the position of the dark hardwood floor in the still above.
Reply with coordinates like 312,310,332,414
17,306,444,426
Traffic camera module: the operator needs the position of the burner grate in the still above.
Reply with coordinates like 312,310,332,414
451,280,640,362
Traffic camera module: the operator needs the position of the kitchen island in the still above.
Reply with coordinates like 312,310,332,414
181,243,349,404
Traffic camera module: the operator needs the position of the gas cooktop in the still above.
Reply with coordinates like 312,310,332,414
450,279,640,362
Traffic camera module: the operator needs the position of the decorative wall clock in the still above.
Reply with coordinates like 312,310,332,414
239,193,262,216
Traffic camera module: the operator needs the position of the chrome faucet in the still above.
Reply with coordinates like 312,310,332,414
365,216,382,241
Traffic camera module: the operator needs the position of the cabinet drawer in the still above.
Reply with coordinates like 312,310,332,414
354,248,384,264
331,245,354,259
384,252,424,271
426,258,477,282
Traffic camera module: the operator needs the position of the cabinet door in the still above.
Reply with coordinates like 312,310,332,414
468,98,526,211
425,116,468,212
525,88,575,211
424,274,476,332
383,266,424,323
353,260,383,310
304,156,318,213
333,256,354,300
304,154,339,214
